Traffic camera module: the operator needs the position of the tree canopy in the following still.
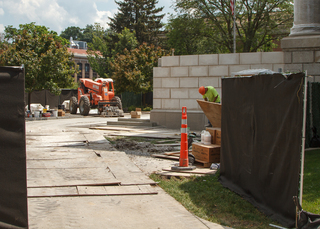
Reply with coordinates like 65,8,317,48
173,0,293,52
0,23,76,102
60,23,107,43
110,43,168,94
108,0,165,45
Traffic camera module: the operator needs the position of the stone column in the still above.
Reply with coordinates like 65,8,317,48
290,0,320,36
281,0,320,81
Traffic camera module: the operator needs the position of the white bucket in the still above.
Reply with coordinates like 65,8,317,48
34,111,40,118
52,110,58,117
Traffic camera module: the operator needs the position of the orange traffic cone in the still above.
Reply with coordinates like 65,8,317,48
179,107,189,167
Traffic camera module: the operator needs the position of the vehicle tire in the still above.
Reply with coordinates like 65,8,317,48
111,96,122,110
70,96,78,114
79,96,90,116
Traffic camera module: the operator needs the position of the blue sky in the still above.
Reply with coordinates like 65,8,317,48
0,0,176,34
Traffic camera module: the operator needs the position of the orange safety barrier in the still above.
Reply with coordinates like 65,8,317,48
179,107,189,167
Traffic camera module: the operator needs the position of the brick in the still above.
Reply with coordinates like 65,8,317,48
199,77,219,88
240,52,261,64
199,54,219,65
180,55,199,66
315,51,320,63
171,67,189,77
180,77,199,88
180,99,199,110
284,52,292,64
230,65,251,76
209,66,228,76
153,99,162,109
171,89,188,99
162,99,180,109
153,78,162,88
189,66,208,77
162,78,179,88
250,64,273,70
188,88,202,99
292,51,314,63
161,56,180,67
284,64,303,73
153,67,170,77
303,63,320,75
261,52,284,64
153,88,170,99
219,53,240,65
272,64,285,73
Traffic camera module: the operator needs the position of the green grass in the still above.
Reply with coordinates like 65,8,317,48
150,150,320,229
302,149,320,214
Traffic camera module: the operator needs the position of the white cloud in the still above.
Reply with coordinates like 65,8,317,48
0,8,4,16
92,2,113,29
0,24,4,33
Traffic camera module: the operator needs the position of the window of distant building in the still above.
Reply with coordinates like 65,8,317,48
77,63,82,81
85,63,90,78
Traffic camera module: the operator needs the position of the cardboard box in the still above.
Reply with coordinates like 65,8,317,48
58,109,65,117
206,127,221,145
135,108,141,111
130,111,141,118
192,142,220,163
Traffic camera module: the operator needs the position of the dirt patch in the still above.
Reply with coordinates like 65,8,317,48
110,138,176,156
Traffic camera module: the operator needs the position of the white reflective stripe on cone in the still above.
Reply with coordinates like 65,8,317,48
181,128,187,133
181,119,187,125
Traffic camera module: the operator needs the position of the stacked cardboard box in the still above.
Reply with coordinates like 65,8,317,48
191,127,221,166
131,108,141,118
58,109,65,117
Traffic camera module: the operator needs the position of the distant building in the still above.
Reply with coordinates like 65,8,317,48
68,37,99,82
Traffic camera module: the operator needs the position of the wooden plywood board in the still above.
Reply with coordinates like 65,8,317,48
197,99,221,128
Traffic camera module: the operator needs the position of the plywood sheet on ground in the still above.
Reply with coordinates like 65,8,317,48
27,167,119,187
197,99,221,128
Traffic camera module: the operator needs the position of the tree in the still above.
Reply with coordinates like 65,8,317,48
0,23,76,109
165,14,225,55
108,0,165,45
60,26,83,41
110,43,168,96
174,0,293,52
87,28,138,78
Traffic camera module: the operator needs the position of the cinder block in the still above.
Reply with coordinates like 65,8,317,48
153,88,170,99
180,55,199,66
180,99,199,110
153,99,162,109
162,99,180,109
219,53,240,65
161,56,180,67
199,54,219,65
284,64,303,73
189,66,208,77
209,66,228,76
315,51,320,62
162,78,179,88
240,52,261,64
158,58,162,67
171,67,189,77
180,77,199,88
284,52,292,64
188,88,202,99
250,64,273,70
171,89,189,99
262,52,284,64
230,65,251,75
303,63,320,75
199,77,220,88
292,51,314,63
153,67,170,77
153,78,162,88
272,64,285,73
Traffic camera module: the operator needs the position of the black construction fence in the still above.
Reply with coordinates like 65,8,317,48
306,82,320,148
25,90,153,111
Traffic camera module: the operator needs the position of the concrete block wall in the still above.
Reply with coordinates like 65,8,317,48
151,52,285,130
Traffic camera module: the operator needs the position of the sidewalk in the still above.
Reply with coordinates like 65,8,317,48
26,115,230,229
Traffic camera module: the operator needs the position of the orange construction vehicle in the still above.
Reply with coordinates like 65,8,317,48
69,78,123,116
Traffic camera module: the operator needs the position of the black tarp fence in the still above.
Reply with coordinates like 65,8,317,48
0,66,28,228
220,73,305,228
306,82,320,148
24,89,78,109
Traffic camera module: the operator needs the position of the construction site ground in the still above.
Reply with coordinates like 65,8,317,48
26,111,229,229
